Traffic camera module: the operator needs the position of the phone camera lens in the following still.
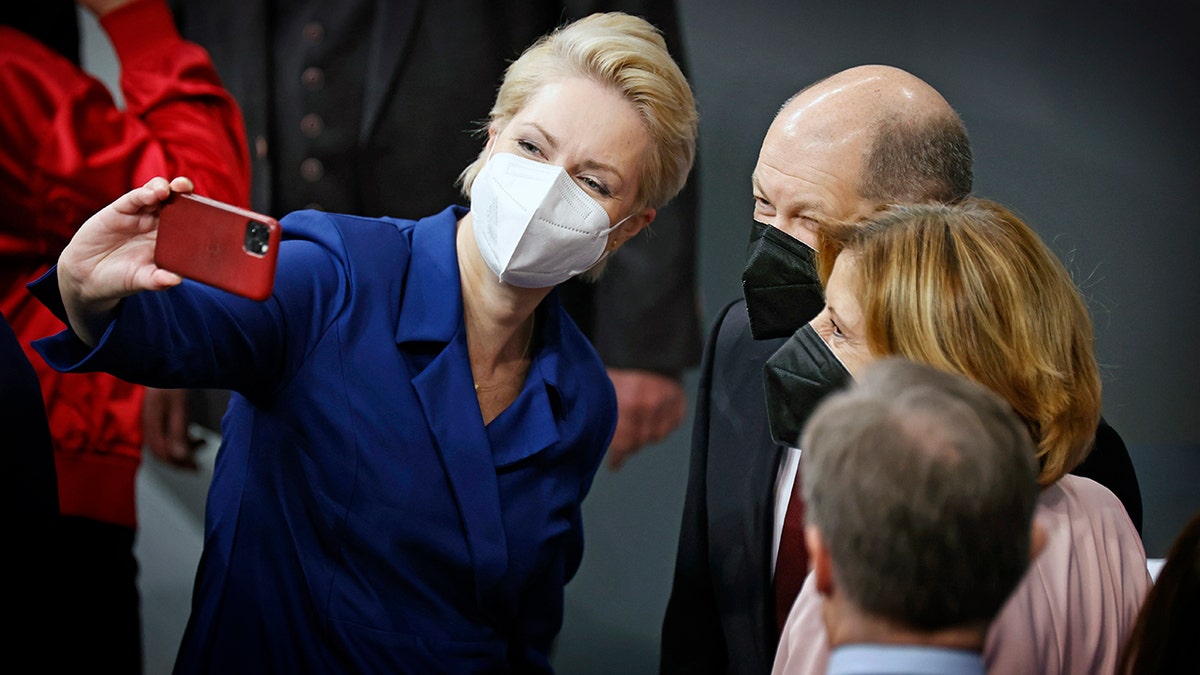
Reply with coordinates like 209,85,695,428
244,222,271,256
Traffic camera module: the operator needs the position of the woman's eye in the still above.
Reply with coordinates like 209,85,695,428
581,176,612,198
517,139,543,156
829,318,845,339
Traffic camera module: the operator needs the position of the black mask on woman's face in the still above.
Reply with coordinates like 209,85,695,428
763,323,852,447
741,221,824,340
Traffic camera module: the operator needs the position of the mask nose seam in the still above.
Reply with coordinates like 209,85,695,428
490,151,625,235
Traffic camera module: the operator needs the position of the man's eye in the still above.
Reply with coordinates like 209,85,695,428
753,197,777,220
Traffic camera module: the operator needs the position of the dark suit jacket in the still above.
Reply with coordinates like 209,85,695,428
662,298,784,675
661,297,1145,675
171,0,701,377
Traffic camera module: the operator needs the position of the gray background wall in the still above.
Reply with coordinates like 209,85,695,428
80,2,1198,673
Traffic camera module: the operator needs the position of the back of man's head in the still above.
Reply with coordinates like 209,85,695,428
800,358,1038,632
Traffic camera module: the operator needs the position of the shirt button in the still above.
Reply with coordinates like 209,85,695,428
300,157,324,183
303,22,324,44
301,66,324,91
300,113,324,138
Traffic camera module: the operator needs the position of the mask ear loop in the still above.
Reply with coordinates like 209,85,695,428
597,211,639,256
607,211,635,233
470,140,497,204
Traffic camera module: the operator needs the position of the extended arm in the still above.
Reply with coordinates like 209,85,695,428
57,176,189,346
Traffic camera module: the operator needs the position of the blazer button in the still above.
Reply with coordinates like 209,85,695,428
254,135,269,159
301,66,324,91
300,113,324,138
300,157,324,183
303,21,324,44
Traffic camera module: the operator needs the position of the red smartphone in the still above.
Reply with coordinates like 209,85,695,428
155,192,281,301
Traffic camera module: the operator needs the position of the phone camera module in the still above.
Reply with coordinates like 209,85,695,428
244,221,271,256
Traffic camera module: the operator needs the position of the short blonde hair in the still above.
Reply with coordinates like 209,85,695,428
817,199,1101,485
458,12,698,211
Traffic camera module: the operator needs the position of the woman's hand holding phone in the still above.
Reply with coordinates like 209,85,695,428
58,176,193,346
153,186,281,302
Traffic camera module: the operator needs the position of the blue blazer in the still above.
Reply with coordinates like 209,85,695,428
32,206,616,673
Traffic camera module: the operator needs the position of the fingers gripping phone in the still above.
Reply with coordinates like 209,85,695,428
155,192,281,301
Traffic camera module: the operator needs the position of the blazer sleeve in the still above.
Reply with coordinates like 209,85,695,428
28,212,346,399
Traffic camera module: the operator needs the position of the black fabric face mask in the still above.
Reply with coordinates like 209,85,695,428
742,221,824,340
763,323,852,447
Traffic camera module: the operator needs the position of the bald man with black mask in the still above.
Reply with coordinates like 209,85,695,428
660,64,1143,675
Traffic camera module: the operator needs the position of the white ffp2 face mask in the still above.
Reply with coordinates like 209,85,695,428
471,152,631,288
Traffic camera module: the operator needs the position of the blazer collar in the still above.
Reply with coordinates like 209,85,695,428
395,205,468,346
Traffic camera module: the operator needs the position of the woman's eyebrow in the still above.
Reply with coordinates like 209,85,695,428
580,158,622,180
526,122,622,180
525,122,558,151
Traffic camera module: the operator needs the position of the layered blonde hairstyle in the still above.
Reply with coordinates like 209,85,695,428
817,199,1101,485
457,12,698,211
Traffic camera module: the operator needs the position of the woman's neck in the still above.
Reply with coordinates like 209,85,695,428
456,213,546,422
456,212,545,347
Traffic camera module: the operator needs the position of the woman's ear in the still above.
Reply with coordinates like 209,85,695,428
607,207,656,252
485,122,499,153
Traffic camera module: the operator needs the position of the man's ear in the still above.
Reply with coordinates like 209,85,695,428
805,525,834,597
607,207,656,252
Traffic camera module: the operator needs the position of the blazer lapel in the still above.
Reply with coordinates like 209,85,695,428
411,339,509,606
714,303,790,657
360,0,424,144
396,207,508,607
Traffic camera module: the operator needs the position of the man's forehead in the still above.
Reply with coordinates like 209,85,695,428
757,127,866,187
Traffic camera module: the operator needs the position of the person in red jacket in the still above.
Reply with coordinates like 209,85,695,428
0,1,249,671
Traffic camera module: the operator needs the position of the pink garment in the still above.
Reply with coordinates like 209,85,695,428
773,474,1151,674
